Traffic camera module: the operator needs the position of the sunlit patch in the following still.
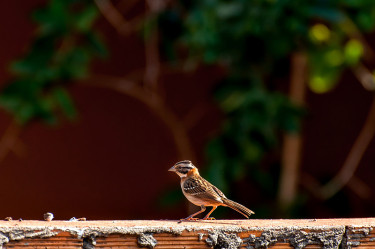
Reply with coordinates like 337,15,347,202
309,74,336,93
324,49,344,67
309,24,331,43
344,39,364,65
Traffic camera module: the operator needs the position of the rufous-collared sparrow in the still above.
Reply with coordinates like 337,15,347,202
169,160,254,220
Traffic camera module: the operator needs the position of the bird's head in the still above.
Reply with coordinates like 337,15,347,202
168,160,198,178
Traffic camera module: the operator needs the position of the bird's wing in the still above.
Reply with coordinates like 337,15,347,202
183,176,225,203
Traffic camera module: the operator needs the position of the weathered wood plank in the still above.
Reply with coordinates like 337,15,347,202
0,218,374,248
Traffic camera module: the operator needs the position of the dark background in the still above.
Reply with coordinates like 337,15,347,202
0,1,374,220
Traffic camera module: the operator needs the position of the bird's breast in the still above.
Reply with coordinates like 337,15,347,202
182,189,208,206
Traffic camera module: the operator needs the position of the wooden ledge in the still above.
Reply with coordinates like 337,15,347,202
0,218,374,248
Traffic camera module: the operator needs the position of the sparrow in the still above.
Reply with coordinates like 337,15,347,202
169,160,254,220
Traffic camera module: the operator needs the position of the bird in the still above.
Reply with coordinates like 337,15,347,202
169,160,254,221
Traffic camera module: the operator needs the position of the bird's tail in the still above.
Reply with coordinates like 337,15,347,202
222,199,255,218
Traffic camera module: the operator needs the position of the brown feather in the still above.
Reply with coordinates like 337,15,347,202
222,198,255,218
183,176,224,204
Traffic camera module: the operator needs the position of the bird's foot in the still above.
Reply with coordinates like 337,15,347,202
178,217,200,223
202,217,216,220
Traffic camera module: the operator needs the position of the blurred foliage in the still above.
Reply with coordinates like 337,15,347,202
2,0,375,217
206,76,303,193
1,0,106,124
158,0,375,213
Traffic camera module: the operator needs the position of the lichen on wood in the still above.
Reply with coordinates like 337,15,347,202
206,232,242,249
244,227,345,249
137,233,157,248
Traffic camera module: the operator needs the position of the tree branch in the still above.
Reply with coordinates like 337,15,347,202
94,0,135,35
80,75,195,162
318,96,375,199
340,16,375,61
143,0,164,93
0,122,22,164
183,102,211,130
351,63,375,91
277,53,307,209
116,0,139,13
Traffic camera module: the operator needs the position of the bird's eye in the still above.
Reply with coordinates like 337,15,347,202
179,167,190,174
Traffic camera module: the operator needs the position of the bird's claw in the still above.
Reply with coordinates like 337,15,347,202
178,217,200,223
185,217,200,221
202,217,216,220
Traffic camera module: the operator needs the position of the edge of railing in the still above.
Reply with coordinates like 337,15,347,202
0,218,374,248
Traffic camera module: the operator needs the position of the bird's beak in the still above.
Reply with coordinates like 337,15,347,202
168,166,176,172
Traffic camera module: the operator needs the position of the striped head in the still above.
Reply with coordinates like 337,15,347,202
168,160,197,177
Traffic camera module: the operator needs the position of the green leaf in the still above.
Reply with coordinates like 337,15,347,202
58,48,91,79
220,91,246,112
52,87,76,120
75,5,98,31
324,49,344,67
15,103,35,124
2,1,103,125
309,70,339,93
344,39,364,65
308,7,345,23
216,2,243,19
36,97,58,124
309,24,331,43
86,32,108,57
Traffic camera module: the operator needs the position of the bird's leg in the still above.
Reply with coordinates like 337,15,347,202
180,205,206,222
202,206,217,220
